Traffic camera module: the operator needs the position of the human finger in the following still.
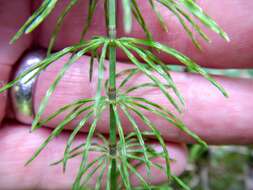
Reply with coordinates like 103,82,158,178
0,0,32,123
0,123,187,190
19,54,253,145
35,0,253,68
0,0,32,67
0,64,11,123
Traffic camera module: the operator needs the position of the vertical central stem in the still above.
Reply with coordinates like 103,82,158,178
107,0,117,189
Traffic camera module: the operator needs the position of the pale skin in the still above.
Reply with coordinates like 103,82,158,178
0,0,253,189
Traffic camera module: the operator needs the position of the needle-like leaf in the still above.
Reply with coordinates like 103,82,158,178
80,0,99,40
143,49,184,104
10,0,58,43
127,98,207,147
125,82,170,94
157,0,202,50
112,105,131,190
95,158,107,190
94,41,109,115
118,68,140,89
121,37,228,97
148,0,168,32
81,159,105,188
130,0,152,40
47,0,79,55
32,39,105,131
172,175,191,190
127,162,151,190
26,104,94,166
73,100,106,189
178,0,230,41
125,42,184,105
122,0,132,33
63,110,94,171
38,98,94,130
76,155,106,189
106,159,112,190
124,103,172,181
120,104,152,177
0,45,75,93
89,49,99,82
116,41,182,112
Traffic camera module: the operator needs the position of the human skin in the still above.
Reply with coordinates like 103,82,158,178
0,0,253,189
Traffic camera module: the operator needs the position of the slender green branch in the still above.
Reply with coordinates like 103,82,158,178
107,0,117,189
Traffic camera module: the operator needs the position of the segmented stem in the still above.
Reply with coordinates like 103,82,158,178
107,0,117,189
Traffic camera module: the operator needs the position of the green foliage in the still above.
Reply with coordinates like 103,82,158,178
2,0,231,189
176,145,252,190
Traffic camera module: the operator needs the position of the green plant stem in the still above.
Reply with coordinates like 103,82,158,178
107,0,117,189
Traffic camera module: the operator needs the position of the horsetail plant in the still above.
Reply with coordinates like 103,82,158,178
1,0,230,189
